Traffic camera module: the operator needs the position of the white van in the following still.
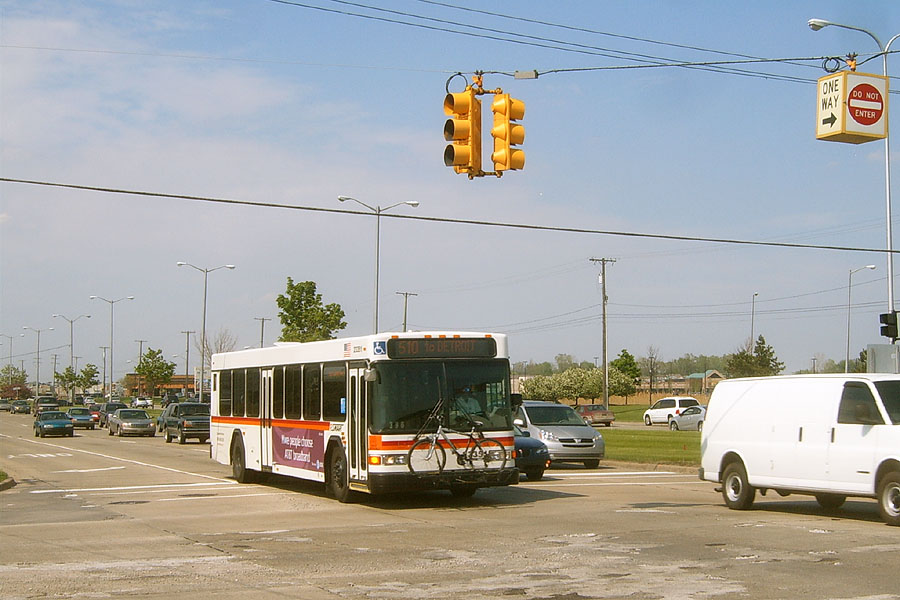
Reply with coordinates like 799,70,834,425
700,374,900,526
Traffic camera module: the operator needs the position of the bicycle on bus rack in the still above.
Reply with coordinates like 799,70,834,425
407,401,508,475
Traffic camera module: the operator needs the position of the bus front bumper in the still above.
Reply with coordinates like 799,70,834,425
365,467,519,495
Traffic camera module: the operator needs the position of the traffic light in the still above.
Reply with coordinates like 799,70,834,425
880,311,898,339
443,87,481,175
490,93,525,172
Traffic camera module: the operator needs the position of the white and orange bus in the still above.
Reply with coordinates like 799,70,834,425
210,331,518,501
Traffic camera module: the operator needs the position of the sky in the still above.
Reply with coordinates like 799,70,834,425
2,0,899,385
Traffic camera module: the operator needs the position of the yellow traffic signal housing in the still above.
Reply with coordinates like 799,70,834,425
443,87,482,175
490,93,525,171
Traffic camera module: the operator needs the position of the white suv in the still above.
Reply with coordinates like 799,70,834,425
643,396,700,425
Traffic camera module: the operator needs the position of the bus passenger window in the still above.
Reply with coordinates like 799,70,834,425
219,370,232,417
285,365,302,419
323,364,347,422
303,364,321,420
272,367,284,419
233,369,246,417
246,368,260,418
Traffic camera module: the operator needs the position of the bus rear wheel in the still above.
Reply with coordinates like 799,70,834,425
231,438,253,483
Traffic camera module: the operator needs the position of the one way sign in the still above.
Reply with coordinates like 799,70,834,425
816,71,888,144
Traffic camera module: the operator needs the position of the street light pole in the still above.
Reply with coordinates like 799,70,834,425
181,330,194,396
22,326,53,395
52,313,90,402
750,292,759,346
90,295,134,398
177,262,235,399
847,265,877,372
809,19,900,314
338,196,419,333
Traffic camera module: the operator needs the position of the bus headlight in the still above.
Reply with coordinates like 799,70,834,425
370,454,407,466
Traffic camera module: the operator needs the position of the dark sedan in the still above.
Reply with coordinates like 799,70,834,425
34,411,75,437
514,426,551,481
11,400,31,414
164,402,210,444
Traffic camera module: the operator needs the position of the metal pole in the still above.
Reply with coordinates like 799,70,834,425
201,270,208,399
750,292,759,346
395,292,418,332
847,265,876,372
181,331,194,396
590,258,615,409
254,317,271,348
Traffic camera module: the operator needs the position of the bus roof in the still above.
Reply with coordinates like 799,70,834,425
211,331,508,370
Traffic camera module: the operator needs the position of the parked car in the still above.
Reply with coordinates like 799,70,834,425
667,405,706,431
98,402,127,427
163,402,210,444
0,399,12,412
573,403,616,427
34,410,74,437
514,425,551,481
131,397,153,409
108,408,156,437
513,401,605,469
11,400,31,414
67,407,97,430
643,396,700,426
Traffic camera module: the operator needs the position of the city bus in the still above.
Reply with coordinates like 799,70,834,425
210,331,518,501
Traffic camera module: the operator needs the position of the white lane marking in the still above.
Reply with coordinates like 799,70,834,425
30,482,237,494
5,435,230,483
88,485,242,497
549,471,681,478
53,466,126,473
525,481,702,488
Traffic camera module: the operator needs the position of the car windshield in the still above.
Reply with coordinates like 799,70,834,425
119,410,149,419
874,381,900,424
41,411,67,420
181,405,210,416
69,408,90,415
526,405,586,426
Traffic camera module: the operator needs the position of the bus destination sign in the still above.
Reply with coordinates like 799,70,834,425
387,337,497,359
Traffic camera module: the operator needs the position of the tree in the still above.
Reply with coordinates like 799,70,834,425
134,349,176,396
1,364,30,399
277,278,347,342
611,349,641,385
194,327,238,370
55,367,79,398
78,364,100,392
725,335,784,378
554,354,576,372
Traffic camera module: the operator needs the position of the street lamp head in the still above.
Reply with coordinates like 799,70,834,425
89,295,98,300
126,296,135,300
337,196,353,202
866,264,877,270
176,262,187,267
224,265,236,270
808,18,830,31
406,201,420,208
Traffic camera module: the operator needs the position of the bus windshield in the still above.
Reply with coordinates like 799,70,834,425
369,360,511,434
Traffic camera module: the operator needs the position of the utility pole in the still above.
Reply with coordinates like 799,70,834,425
590,258,616,409
135,339,148,397
181,331,194,396
254,317,271,348
395,291,418,332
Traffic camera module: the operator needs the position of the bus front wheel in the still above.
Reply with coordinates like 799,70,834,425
327,448,353,503
231,438,253,483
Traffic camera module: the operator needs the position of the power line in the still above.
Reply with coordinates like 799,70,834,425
2,178,896,255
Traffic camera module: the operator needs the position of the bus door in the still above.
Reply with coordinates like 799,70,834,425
347,363,368,484
260,369,273,470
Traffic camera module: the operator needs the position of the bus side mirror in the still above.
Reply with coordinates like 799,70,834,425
364,368,379,383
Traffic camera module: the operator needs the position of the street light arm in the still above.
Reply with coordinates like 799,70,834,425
809,18,884,48
338,195,376,212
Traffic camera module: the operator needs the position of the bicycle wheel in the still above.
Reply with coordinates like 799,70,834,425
469,438,508,470
408,438,446,474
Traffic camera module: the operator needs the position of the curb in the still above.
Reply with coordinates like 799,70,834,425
0,477,17,492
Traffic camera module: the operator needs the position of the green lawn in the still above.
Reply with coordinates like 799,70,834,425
601,428,701,466
610,404,651,423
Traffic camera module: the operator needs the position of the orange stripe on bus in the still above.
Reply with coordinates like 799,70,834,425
368,435,513,451
211,416,329,431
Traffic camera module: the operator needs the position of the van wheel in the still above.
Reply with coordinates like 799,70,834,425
815,493,846,510
669,420,679,431
525,468,544,481
644,415,651,426
722,462,755,510
877,471,900,526
583,459,599,469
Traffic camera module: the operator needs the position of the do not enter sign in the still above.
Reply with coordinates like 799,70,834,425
848,83,883,126
816,71,888,144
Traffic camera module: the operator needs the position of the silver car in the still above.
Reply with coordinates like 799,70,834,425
668,405,706,431
107,408,156,437
513,401,605,468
